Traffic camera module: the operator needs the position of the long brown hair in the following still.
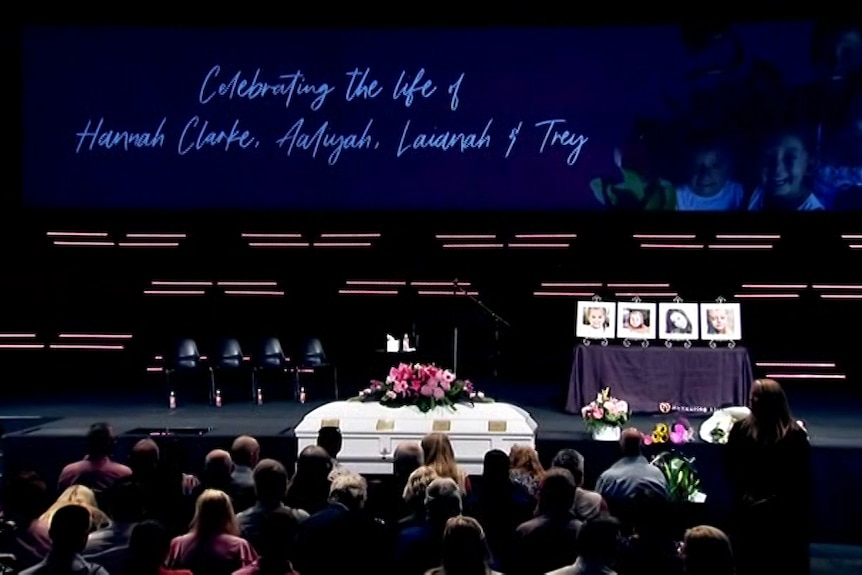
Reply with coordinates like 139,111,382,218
421,433,466,490
741,378,799,444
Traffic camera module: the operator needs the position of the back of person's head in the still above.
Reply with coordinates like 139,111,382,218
425,477,462,524
620,428,644,457
537,468,576,515
440,515,491,574
682,525,734,575
2,470,49,521
329,473,368,511
129,438,160,477
316,426,343,459
203,449,234,485
393,441,424,478
578,516,621,563
551,448,586,487
126,520,172,574
253,459,288,504
746,378,797,443
231,435,261,468
403,466,439,510
106,480,146,523
293,445,333,482
86,422,115,458
509,444,544,475
191,489,238,536
49,504,91,554
257,508,301,565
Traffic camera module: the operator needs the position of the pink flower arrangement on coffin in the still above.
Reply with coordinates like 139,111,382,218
355,363,492,413
581,388,629,430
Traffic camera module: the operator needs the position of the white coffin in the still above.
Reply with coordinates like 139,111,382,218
295,400,538,474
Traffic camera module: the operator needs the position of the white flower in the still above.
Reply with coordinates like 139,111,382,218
477,391,485,399
469,392,477,398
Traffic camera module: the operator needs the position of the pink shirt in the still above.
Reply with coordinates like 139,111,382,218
167,532,257,575
58,456,132,491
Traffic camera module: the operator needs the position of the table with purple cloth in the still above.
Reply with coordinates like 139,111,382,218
566,345,753,415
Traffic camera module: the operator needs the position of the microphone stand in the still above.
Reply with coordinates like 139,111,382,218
453,280,511,381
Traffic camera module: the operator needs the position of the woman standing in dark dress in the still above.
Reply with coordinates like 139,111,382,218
726,378,811,575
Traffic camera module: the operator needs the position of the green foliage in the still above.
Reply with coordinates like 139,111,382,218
651,450,702,503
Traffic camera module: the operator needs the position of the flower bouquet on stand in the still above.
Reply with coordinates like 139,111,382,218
581,388,629,441
352,363,492,414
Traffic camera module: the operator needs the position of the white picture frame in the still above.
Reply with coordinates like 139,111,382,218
700,302,742,341
576,301,616,339
617,303,657,340
658,302,700,340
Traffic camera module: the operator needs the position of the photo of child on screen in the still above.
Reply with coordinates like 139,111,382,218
676,138,745,211
618,307,655,340
706,307,734,335
665,308,694,335
747,129,826,211
581,306,611,337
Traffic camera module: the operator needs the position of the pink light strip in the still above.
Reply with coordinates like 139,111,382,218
840,234,862,239
533,291,596,297
146,366,164,372
46,231,108,237
143,290,206,295
615,292,678,297
242,233,303,238
708,244,773,249
715,234,781,239
248,242,310,247
540,282,602,288
125,233,186,239
514,233,577,239
412,281,470,286
436,234,497,239
849,245,862,249
633,234,697,239
417,290,480,296
217,281,278,287
312,242,373,248
223,290,284,296
821,294,862,299
812,284,862,290
49,344,124,350
756,362,836,368
152,281,212,286
319,233,381,238
640,243,704,249
765,373,846,380
345,280,407,286
338,289,399,295
0,333,36,338
507,243,570,248
607,283,670,288
442,243,505,249
733,293,800,299
53,241,115,247
117,242,180,247
154,355,163,360
0,344,44,349
741,284,808,289
58,334,132,339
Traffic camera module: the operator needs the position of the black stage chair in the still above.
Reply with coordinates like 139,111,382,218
296,337,339,400
252,337,293,401
213,338,253,403
165,338,214,405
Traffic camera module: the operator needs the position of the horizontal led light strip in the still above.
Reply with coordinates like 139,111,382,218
741,284,808,289
533,291,596,297
715,234,781,239
514,233,577,239
58,333,132,339
756,362,836,368
338,289,399,295
733,293,800,299
708,244,773,249
125,233,186,239
639,243,704,249
46,231,109,237
49,344,125,350
632,234,697,239
319,233,381,238
765,373,846,380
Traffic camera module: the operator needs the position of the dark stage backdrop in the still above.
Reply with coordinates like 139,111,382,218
21,23,862,211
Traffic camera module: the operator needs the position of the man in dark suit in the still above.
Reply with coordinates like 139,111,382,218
229,435,260,512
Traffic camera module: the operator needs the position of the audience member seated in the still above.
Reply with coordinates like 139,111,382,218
595,428,668,526
399,467,439,530
316,426,351,480
292,473,389,575
615,492,683,575
39,486,111,535
511,468,582,575
229,436,261,513
233,507,302,575
83,480,147,572
21,504,109,575
466,450,534,573
551,449,608,521
426,515,502,575
547,515,621,575
508,445,545,498
283,446,332,516
394,477,464,575
123,520,193,575
1,471,53,570
190,450,235,503
680,525,735,575
166,489,257,575
58,423,132,493
369,441,425,525
421,433,470,493
236,459,308,553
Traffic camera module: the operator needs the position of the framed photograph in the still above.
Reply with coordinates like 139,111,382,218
617,303,657,340
700,303,742,341
658,302,700,340
576,301,617,339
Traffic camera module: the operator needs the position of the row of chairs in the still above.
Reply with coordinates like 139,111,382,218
163,336,338,404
